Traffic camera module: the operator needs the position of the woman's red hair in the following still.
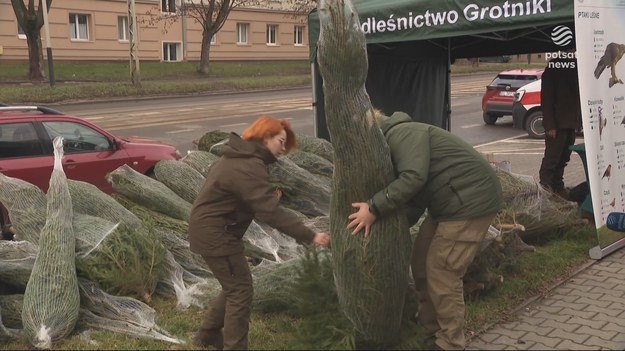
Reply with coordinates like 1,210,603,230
242,116,296,153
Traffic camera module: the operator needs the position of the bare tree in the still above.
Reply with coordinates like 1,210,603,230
183,0,256,74
11,0,52,80
284,0,317,18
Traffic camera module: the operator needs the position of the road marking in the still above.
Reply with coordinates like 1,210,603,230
166,128,197,134
474,134,525,148
127,111,160,117
220,123,248,128
460,123,483,129
485,148,545,153
490,152,545,155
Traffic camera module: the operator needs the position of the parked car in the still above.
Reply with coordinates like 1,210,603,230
512,79,545,139
475,56,512,63
481,68,544,125
0,105,182,236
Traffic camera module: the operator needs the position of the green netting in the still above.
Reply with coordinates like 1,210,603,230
295,133,334,163
196,130,230,152
106,164,192,221
0,304,22,341
181,150,219,177
154,159,206,204
269,157,331,217
22,137,80,349
207,139,227,156
286,148,334,179
0,240,37,292
67,180,141,230
76,223,167,303
113,194,189,239
0,294,24,329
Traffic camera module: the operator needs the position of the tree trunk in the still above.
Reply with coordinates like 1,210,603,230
317,0,412,348
26,30,44,80
198,32,213,75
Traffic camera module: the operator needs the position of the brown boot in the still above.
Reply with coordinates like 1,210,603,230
193,330,224,350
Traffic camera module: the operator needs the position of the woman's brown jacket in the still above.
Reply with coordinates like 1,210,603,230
188,133,315,257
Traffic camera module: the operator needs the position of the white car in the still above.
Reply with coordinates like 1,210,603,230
512,79,545,139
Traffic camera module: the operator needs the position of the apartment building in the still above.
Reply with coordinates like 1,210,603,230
0,0,310,63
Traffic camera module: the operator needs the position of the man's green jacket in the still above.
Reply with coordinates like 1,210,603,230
370,112,503,222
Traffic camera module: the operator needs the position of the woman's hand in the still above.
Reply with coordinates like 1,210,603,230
347,202,377,237
313,232,331,247
274,187,282,201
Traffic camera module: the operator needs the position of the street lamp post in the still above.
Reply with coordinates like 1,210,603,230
41,0,55,87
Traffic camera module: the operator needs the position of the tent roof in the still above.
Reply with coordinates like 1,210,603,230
308,0,575,60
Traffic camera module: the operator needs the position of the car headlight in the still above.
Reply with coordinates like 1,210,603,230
514,90,525,102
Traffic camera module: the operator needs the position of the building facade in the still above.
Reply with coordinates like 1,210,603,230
0,0,310,63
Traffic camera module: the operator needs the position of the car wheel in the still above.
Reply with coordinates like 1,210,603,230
483,113,499,125
525,111,545,139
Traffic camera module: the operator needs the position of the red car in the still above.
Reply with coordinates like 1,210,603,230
482,68,544,125
0,105,181,235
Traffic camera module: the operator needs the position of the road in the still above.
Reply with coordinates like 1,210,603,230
57,72,526,153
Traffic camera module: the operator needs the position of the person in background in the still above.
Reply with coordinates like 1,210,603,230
347,111,503,351
539,52,582,197
188,116,330,350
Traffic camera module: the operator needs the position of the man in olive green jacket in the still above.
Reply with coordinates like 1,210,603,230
348,111,503,350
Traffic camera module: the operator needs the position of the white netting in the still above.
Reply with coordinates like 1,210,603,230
21,137,80,349
156,251,212,309
0,173,47,245
77,279,181,344
153,227,212,278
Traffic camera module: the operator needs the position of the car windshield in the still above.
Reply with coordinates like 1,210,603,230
490,74,539,89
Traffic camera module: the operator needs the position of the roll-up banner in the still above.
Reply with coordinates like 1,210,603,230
575,0,625,259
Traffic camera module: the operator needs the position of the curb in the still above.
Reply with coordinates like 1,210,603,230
42,85,314,108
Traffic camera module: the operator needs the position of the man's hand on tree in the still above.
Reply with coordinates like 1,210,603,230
347,202,377,238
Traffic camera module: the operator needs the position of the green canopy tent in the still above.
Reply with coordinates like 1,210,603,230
308,0,575,140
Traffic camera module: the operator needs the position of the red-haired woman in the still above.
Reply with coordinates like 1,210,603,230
188,116,330,350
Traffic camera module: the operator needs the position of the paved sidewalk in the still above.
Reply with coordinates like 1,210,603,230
466,136,625,350
467,248,625,350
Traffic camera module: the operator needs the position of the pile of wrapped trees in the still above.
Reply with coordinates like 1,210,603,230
0,129,582,348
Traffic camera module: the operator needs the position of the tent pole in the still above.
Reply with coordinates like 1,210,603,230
446,39,452,131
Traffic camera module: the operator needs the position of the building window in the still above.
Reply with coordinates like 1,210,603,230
162,0,177,13
294,26,304,46
69,13,89,40
236,23,249,44
118,16,129,41
163,42,181,62
210,33,217,45
266,24,278,45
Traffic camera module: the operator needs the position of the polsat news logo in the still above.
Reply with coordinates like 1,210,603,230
546,25,577,69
